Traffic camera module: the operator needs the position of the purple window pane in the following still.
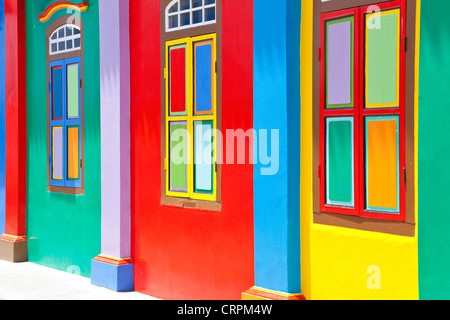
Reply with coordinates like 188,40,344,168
327,20,352,107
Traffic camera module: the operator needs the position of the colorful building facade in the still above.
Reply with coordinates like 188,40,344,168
0,0,450,301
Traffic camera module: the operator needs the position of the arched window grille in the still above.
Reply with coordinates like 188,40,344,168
49,24,81,55
166,0,216,32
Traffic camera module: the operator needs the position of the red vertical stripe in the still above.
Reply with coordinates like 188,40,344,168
170,47,186,114
4,0,27,237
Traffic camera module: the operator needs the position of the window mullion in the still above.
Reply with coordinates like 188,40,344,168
187,38,194,199
62,60,68,186
354,6,363,217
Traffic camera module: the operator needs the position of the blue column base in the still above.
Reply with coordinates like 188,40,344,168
91,257,134,292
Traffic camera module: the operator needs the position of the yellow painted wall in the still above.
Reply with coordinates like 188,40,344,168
299,0,420,300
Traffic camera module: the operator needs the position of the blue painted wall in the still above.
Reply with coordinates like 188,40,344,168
0,0,5,236
253,0,301,294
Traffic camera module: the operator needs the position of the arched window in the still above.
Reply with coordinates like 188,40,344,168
161,0,221,211
166,0,216,32
46,16,84,195
49,24,81,55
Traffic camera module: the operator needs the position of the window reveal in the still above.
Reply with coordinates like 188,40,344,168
313,0,416,234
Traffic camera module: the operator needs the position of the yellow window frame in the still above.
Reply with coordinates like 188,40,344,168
165,33,217,202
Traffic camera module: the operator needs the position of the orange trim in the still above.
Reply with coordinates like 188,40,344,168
0,234,27,243
93,255,133,266
242,287,305,301
37,1,89,23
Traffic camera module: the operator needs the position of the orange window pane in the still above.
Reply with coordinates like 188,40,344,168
67,126,79,180
365,117,399,212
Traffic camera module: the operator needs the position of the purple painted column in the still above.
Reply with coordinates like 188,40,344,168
91,0,133,292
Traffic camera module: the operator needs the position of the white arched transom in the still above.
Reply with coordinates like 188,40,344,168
166,0,216,32
49,24,81,55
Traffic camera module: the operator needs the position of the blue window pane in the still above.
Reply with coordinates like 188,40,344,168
205,7,215,21
74,38,81,48
51,43,58,53
66,27,73,36
193,10,203,24
169,15,178,29
180,0,190,10
169,3,178,13
192,0,202,8
67,40,73,50
58,28,65,38
58,41,66,51
180,12,190,26
204,0,215,5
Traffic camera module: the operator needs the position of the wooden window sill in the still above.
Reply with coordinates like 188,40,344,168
48,186,85,195
314,212,415,237
161,195,222,212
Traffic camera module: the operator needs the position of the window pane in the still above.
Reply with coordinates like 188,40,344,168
180,0,190,10
169,3,178,13
51,32,58,40
169,45,187,115
205,7,215,22
58,41,66,51
52,66,63,120
365,116,399,213
169,15,178,29
67,126,80,180
58,27,65,38
194,41,213,115
326,117,354,207
52,127,64,180
51,43,58,53
204,0,215,5
192,0,202,8
326,17,353,108
74,28,80,35
74,38,81,48
66,40,73,50
67,63,79,119
66,27,73,36
194,121,214,194
366,9,400,108
193,9,203,24
180,12,190,26
170,122,188,192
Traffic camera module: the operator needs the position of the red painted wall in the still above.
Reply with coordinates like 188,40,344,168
130,1,254,300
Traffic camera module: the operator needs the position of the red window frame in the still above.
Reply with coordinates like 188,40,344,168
319,0,406,222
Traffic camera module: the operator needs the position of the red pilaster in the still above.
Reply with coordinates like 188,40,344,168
0,0,27,262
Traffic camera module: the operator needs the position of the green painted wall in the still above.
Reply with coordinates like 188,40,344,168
25,0,101,277
418,1,450,300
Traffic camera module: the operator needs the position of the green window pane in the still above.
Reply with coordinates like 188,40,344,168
326,117,354,207
67,63,79,119
366,10,399,107
170,122,187,192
